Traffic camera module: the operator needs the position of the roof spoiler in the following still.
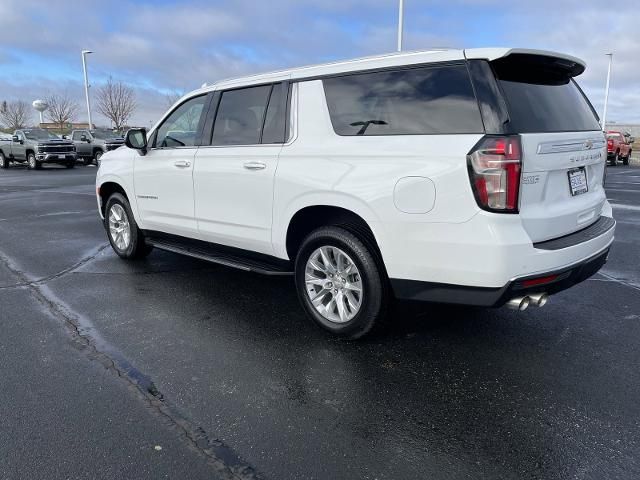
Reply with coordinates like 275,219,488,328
465,48,586,78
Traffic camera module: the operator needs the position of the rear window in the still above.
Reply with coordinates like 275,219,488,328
322,64,484,136
492,56,600,133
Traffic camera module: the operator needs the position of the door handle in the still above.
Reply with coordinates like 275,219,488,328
243,161,266,170
174,160,191,168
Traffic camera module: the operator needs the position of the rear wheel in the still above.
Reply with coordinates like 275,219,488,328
84,157,93,166
0,152,8,169
611,152,619,166
94,150,103,167
294,226,388,339
27,153,41,170
104,193,153,259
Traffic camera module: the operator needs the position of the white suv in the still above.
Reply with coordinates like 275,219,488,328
96,48,615,338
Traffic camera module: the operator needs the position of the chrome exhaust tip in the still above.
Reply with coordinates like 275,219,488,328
506,296,530,311
529,293,549,307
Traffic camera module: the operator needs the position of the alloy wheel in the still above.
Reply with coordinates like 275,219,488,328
108,204,131,251
304,246,363,323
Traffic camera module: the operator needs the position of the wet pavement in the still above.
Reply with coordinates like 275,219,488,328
1,164,639,479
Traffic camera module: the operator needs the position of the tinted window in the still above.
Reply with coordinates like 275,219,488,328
155,95,207,148
492,58,600,133
24,129,58,140
323,65,483,136
262,83,287,144
497,80,600,133
212,85,271,146
72,131,84,141
91,129,116,139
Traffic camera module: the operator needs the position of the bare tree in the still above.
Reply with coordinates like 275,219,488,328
96,78,136,131
46,93,79,133
0,100,32,130
164,91,184,109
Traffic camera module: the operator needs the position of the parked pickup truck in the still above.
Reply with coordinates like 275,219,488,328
606,130,633,166
0,129,77,170
70,129,125,166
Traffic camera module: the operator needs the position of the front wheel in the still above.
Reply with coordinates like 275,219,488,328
66,161,75,169
294,226,388,338
104,193,153,259
623,151,631,166
27,153,41,170
0,152,8,169
94,151,103,167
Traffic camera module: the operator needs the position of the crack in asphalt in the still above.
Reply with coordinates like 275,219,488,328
594,271,640,292
0,247,264,480
0,243,110,290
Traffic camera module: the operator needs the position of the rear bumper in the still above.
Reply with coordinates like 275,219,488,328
391,246,610,307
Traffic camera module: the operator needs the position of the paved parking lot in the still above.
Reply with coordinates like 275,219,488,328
1,164,639,479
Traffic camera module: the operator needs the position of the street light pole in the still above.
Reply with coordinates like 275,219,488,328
601,53,613,131
81,50,93,129
397,0,404,52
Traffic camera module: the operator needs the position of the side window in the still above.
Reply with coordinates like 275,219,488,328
155,95,207,148
262,83,288,144
322,64,484,135
72,131,83,141
211,85,271,146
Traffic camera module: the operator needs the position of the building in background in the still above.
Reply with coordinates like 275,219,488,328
39,122,95,131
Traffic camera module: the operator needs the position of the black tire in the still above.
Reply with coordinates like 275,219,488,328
623,151,631,166
84,157,93,166
66,161,75,169
0,152,8,169
94,150,103,167
27,153,41,170
294,226,388,339
104,193,153,260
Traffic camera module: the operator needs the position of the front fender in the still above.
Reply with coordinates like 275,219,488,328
96,173,139,223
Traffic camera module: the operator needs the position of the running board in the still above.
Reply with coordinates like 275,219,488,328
146,236,293,276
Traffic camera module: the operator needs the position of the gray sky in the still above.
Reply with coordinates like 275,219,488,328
0,0,637,127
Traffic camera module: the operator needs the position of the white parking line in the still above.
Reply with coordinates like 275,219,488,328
610,203,640,211
33,189,95,196
606,188,640,193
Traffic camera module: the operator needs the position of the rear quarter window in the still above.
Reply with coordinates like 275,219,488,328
322,64,484,136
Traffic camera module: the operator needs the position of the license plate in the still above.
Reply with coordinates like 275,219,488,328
58,155,65,159
568,168,588,196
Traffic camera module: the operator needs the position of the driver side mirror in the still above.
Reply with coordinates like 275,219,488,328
12,135,20,143
80,134,88,142
125,128,147,155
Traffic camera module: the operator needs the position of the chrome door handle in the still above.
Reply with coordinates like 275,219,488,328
174,160,191,168
243,161,266,170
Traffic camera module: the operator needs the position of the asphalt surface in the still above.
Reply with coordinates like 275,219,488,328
0,163,639,480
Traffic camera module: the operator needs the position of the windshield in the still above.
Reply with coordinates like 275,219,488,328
23,129,59,140
91,129,120,139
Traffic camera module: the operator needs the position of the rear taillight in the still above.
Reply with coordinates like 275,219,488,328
467,136,522,213
607,139,614,150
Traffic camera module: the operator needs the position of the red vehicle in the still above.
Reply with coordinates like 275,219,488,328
606,131,633,166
